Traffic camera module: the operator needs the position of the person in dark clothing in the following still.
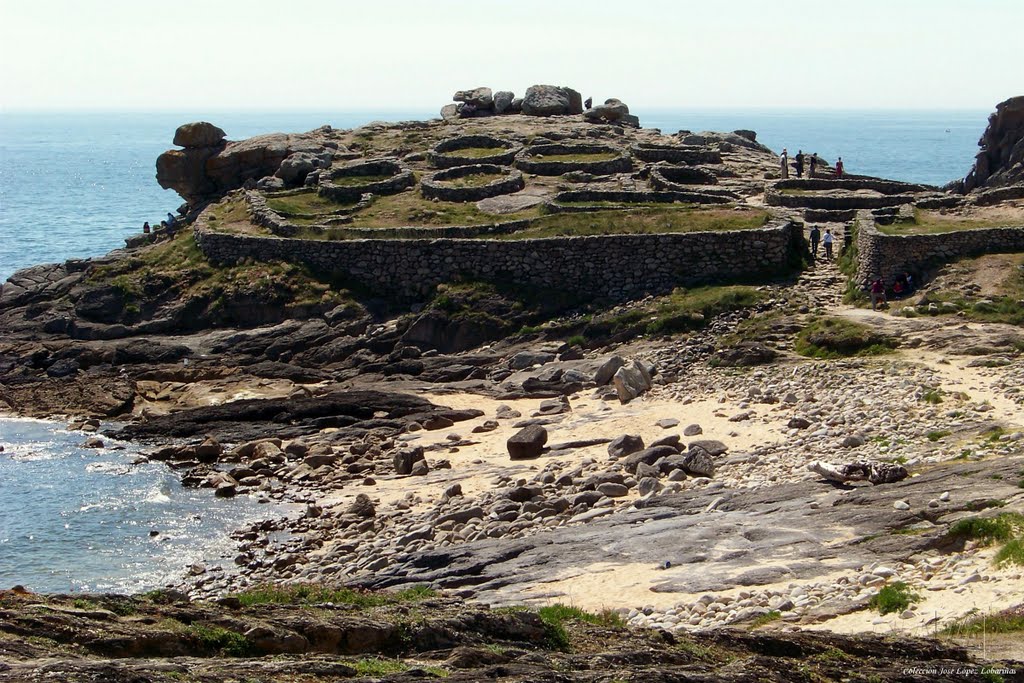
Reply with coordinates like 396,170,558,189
794,150,805,178
809,225,821,256
809,153,818,178
584,96,593,109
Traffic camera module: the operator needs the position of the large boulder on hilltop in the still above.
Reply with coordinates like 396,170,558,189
454,87,494,110
493,91,515,114
173,121,226,148
583,98,630,122
275,151,331,186
959,95,1024,192
521,85,583,116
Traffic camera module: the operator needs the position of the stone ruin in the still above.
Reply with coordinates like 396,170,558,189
441,85,639,127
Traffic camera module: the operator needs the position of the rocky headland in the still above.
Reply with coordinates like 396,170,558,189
2,89,1024,681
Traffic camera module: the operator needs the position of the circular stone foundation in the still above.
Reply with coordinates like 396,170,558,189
650,164,719,188
428,135,523,169
318,158,414,202
420,164,525,202
631,143,722,165
514,143,632,176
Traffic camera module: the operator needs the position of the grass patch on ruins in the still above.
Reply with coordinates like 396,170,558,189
537,604,625,650
876,208,1019,235
584,285,764,340
868,581,920,615
495,207,771,240
345,190,541,228
353,658,410,676
327,173,394,187
231,583,436,608
265,192,356,215
439,146,508,158
529,152,620,163
794,317,898,358
438,172,507,188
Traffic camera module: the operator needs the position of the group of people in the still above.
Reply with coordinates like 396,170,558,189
807,225,835,260
142,213,179,234
869,272,914,310
780,149,844,179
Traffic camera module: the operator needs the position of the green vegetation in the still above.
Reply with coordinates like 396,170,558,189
496,207,771,240
750,610,782,628
188,624,251,657
994,538,1024,566
921,388,945,404
439,146,507,158
353,658,409,676
941,609,1024,636
927,429,953,442
231,584,436,608
328,173,393,187
537,604,625,650
439,172,506,188
876,208,1019,235
947,513,1024,546
530,152,619,163
583,286,764,340
868,581,920,615
794,317,898,358
348,190,540,228
266,192,355,216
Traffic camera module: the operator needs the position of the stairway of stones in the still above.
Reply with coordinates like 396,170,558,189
794,222,848,311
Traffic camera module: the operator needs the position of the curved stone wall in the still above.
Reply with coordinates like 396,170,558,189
420,164,525,202
649,164,718,187
246,191,371,237
427,135,523,168
773,178,935,194
194,220,800,300
318,159,415,202
631,143,722,165
514,143,632,176
854,210,1024,286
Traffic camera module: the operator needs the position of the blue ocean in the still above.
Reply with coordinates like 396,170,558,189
0,107,989,593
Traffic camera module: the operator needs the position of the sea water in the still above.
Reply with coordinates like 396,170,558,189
0,418,276,593
0,108,987,282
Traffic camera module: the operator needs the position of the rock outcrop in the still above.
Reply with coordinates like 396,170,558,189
958,95,1024,192
521,84,583,117
156,124,340,207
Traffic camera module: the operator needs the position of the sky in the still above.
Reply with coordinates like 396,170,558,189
1,0,1022,112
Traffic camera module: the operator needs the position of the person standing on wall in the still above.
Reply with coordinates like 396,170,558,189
794,150,805,178
835,156,845,178
780,148,789,178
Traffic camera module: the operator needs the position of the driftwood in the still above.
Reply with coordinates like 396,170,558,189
808,460,909,485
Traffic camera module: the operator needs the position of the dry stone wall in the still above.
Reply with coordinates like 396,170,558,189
195,221,799,300
855,210,1024,286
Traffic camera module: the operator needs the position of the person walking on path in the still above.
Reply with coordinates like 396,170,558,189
809,153,818,178
822,228,834,260
780,148,789,178
794,150,805,178
835,156,844,178
870,278,886,310
809,225,821,257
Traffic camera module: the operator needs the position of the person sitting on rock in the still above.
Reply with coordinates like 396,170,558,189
584,96,593,109
891,278,904,298
166,212,177,228
142,221,150,234
903,271,914,293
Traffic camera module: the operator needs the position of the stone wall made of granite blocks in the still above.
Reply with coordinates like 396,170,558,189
765,187,916,210
195,220,798,300
855,211,1024,286
420,165,525,202
631,144,722,165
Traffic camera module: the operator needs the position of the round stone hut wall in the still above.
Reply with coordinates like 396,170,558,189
514,143,632,176
195,220,799,300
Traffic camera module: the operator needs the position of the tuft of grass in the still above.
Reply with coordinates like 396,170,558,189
877,208,1018,235
868,581,919,615
947,513,1024,545
941,609,1024,636
188,624,251,657
231,583,435,608
994,538,1024,567
750,610,782,628
354,658,409,676
927,430,953,442
794,317,898,358
536,604,624,650
921,388,945,404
